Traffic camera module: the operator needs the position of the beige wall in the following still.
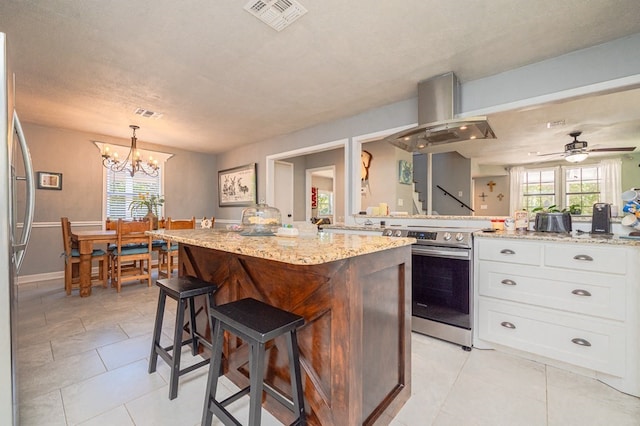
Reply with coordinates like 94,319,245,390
431,152,472,215
473,176,510,216
20,123,217,277
621,153,640,193
361,139,413,213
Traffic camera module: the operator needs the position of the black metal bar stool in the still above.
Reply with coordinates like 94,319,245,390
202,298,306,426
148,276,218,400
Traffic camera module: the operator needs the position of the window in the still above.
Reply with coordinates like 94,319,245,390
96,141,171,221
565,165,601,215
317,190,333,216
106,168,163,220
521,168,556,212
516,164,606,215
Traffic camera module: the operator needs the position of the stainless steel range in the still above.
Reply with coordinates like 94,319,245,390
383,226,476,350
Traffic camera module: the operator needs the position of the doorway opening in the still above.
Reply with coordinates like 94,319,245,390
266,139,348,223
306,166,336,223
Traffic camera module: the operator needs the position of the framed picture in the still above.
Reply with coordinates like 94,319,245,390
37,171,63,190
218,163,257,207
399,160,413,184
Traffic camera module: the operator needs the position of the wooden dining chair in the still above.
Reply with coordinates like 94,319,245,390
158,217,195,278
60,217,109,295
149,217,167,274
110,219,153,292
105,218,142,279
201,216,215,229
105,218,117,231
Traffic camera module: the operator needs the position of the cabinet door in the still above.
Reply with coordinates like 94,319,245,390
477,238,542,265
544,244,627,274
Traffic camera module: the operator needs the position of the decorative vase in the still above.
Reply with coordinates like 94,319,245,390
145,210,159,230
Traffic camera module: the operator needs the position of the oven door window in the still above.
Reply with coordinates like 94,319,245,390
412,253,470,329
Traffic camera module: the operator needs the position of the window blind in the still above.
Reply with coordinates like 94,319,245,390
106,169,162,220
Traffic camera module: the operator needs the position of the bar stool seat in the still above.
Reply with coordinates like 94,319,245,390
202,298,306,426
148,276,218,400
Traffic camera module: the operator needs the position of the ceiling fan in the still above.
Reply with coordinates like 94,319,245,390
537,131,636,163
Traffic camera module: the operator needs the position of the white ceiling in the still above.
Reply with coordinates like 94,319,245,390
2,1,640,165
422,87,640,166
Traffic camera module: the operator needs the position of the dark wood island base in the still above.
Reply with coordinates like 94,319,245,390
179,242,412,425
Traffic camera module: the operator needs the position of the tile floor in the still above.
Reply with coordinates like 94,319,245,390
16,278,640,426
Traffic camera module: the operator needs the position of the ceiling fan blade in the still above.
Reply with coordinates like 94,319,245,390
588,146,636,152
536,151,565,156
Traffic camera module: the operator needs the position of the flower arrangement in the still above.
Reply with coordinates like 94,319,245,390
128,193,165,217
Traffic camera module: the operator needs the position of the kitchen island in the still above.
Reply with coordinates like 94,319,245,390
148,229,414,425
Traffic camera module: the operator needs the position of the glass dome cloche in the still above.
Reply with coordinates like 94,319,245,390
240,201,282,235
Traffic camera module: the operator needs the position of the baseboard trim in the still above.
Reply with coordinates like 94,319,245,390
18,260,161,285
18,271,63,284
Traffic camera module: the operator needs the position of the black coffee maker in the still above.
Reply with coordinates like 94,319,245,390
591,203,612,234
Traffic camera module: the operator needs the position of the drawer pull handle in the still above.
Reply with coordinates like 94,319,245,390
500,249,516,255
500,321,516,329
571,289,592,297
501,279,517,286
571,338,592,347
573,254,594,262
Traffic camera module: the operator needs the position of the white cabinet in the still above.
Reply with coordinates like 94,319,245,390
474,237,640,396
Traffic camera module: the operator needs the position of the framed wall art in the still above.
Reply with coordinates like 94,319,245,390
218,163,257,207
399,160,413,185
37,171,63,190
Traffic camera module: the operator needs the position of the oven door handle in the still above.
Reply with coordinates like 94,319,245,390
411,245,470,259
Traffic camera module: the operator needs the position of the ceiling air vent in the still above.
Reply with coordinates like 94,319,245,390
134,108,163,119
244,0,307,32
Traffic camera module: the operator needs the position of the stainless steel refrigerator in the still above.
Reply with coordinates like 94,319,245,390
1,32,35,426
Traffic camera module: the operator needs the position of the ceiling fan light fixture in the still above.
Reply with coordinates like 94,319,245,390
565,152,589,163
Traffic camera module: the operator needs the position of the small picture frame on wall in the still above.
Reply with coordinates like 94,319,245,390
399,160,413,185
37,171,63,190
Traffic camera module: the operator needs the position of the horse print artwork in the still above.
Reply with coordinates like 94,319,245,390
218,163,257,207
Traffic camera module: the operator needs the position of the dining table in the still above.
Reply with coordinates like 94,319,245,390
71,229,116,297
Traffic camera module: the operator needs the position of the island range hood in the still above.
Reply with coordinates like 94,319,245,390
385,72,496,152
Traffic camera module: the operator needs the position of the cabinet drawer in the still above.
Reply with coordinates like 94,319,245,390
477,262,626,321
544,244,627,274
477,298,625,377
477,238,542,265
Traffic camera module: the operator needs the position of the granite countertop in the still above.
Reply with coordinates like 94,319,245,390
147,229,415,265
321,224,384,232
474,230,640,246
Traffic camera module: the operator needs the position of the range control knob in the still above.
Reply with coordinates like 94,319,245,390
383,229,393,237
394,230,403,237
443,232,452,241
455,233,465,242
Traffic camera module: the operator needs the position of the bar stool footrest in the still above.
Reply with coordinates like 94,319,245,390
153,336,195,366
263,383,296,412
219,386,251,407
211,403,243,426
178,358,210,376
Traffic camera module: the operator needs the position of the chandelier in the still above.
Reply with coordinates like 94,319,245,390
101,125,159,177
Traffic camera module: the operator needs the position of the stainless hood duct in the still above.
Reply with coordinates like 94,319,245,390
385,72,496,152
